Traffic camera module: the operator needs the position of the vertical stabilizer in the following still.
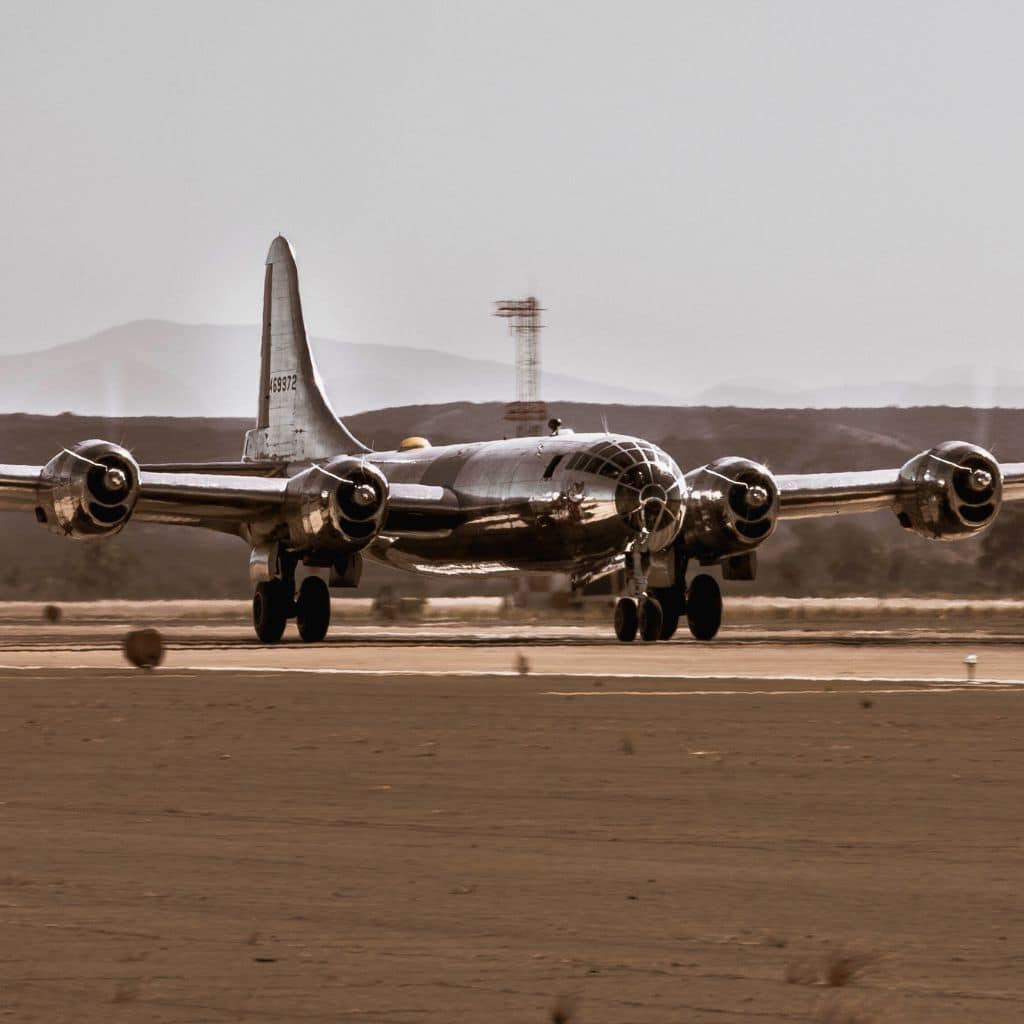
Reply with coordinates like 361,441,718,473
243,236,368,462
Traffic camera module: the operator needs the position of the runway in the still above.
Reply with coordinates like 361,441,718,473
1,623,1023,1021
0,619,1020,685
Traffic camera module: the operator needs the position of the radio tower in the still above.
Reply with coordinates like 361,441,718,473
495,296,547,437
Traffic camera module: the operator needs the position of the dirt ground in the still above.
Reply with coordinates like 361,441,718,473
1,632,1023,1021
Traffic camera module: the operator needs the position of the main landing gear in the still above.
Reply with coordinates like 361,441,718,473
252,555,332,643
614,568,722,644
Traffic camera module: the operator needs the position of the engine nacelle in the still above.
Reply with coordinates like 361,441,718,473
286,457,388,553
37,440,140,539
682,457,779,559
896,441,1001,540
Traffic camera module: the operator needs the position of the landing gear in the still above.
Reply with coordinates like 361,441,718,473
613,562,723,643
614,545,669,643
611,542,725,644
615,594,670,643
614,597,639,642
251,544,335,644
253,579,290,643
686,573,722,641
649,586,681,640
296,576,331,643
638,596,663,642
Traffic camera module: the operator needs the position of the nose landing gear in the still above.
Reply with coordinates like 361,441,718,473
639,596,663,641
614,596,639,642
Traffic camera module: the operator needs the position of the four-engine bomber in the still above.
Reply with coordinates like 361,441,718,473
2,235,1023,643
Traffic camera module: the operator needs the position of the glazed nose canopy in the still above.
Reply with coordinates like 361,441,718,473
565,439,684,537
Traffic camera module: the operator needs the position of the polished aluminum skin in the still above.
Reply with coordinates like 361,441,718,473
1,235,1023,635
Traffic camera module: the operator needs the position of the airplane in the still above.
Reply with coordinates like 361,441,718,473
2,235,1022,644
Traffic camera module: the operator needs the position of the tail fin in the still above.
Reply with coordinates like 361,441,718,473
242,236,368,462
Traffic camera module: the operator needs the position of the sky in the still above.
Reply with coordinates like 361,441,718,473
2,1,1024,398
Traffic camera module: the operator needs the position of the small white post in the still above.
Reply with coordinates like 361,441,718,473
964,654,978,683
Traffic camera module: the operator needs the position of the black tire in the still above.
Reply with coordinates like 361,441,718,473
614,597,639,642
296,576,331,643
639,597,663,642
686,573,722,641
652,586,683,640
253,580,290,643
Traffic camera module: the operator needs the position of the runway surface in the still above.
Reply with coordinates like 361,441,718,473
1,620,1023,684
1,623,1023,1022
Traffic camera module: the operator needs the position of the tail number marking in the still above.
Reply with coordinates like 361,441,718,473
270,374,298,394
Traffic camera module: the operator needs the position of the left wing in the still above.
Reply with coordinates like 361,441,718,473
774,443,1024,538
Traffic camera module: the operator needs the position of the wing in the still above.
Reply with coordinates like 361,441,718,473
0,458,293,535
777,455,1024,525
137,474,458,534
0,448,459,541
776,468,908,520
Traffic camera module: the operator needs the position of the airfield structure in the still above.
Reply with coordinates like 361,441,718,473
495,296,547,437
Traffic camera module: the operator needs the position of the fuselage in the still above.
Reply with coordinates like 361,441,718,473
362,432,685,577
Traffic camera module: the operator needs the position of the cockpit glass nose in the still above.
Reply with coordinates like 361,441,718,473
566,440,682,484
564,440,684,539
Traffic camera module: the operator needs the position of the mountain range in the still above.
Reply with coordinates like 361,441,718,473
0,321,673,418
0,320,1021,416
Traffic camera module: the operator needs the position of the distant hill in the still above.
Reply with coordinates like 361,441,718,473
0,320,674,417
691,368,1024,408
3,321,1023,418
4,403,1022,473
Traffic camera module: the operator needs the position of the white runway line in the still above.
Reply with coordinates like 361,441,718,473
543,687,999,696
0,662,1022,688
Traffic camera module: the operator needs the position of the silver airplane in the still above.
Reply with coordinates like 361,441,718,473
3,235,1022,643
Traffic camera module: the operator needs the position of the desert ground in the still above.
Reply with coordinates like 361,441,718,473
1,604,1023,1022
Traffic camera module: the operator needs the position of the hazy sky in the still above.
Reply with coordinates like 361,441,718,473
2,1,1024,396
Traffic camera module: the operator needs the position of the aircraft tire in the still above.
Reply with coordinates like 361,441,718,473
639,597,663,642
253,580,290,643
614,597,639,642
652,586,683,640
296,576,331,643
686,574,722,641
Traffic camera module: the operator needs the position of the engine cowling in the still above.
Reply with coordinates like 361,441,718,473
37,440,140,539
286,457,388,552
682,457,779,559
896,441,1002,540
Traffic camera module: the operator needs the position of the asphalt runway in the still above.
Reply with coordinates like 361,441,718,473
1,624,1023,1022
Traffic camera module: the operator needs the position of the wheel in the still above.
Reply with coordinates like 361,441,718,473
652,586,683,640
639,597,663,642
296,576,331,643
253,579,290,643
686,573,722,641
614,597,638,642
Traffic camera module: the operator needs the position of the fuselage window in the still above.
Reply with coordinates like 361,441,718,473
543,454,564,479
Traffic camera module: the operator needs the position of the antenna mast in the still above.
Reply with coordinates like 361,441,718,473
495,296,547,437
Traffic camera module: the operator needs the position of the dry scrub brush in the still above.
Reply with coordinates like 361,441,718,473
785,947,879,988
